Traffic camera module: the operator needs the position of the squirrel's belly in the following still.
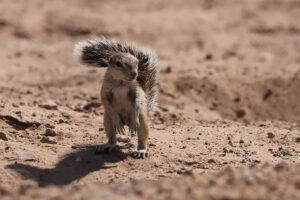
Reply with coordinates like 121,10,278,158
112,87,133,125
114,103,132,125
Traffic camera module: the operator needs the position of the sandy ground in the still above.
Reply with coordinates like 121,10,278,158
0,0,300,199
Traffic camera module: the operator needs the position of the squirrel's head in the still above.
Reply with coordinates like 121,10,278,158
108,53,139,82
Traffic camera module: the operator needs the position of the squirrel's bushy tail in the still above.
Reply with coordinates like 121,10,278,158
74,37,160,111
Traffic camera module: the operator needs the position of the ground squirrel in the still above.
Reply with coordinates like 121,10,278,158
74,37,160,158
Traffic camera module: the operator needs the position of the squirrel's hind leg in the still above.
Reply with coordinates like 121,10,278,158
95,112,117,153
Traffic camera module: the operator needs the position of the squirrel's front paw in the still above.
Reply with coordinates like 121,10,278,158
114,118,125,134
129,117,139,133
95,143,116,153
131,149,149,159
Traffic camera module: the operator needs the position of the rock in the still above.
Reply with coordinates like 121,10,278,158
12,103,19,108
61,112,71,119
295,137,300,143
234,97,240,102
90,96,99,100
117,135,130,143
41,136,57,144
205,53,213,60
45,128,56,136
177,168,193,175
274,161,288,171
267,132,275,138
130,175,145,182
4,152,18,161
160,107,168,112
0,132,8,141
149,142,156,147
83,101,101,110
15,110,22,115
19,152,36,161
282,149,292,156
235,109,246,118
263,89,272,101
164,66,172,73
45,124,55,129
75,101,101,112
184,161,198,166
208,159,216,163
39,101,58,110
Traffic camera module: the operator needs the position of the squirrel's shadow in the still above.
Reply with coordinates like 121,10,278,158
6,145,128,187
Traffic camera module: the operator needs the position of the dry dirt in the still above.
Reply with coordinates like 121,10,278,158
0,0,300,199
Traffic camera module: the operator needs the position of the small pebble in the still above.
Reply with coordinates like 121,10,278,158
41,136,57,144
0,132,8,141
117,135,130,143
45,129,56,136
267,132,275,139
39,101,58,110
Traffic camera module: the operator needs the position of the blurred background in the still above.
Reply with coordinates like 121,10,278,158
1,0,300,123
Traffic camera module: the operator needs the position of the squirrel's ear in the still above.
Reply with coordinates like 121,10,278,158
108,55,114,65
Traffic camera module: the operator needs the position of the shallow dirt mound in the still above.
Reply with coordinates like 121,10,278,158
175,75,300,123
2,163,299,200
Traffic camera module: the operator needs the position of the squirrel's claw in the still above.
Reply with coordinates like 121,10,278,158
116,126,125,135
95,143,116,153
131,149,149,159
129,117,139,134
114,119,125,135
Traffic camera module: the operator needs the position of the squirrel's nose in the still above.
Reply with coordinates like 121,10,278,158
131,72,137,79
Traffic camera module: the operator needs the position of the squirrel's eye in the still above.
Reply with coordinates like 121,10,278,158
116,61,122,68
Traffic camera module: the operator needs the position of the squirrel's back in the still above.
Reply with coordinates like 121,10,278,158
74,37,160,111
